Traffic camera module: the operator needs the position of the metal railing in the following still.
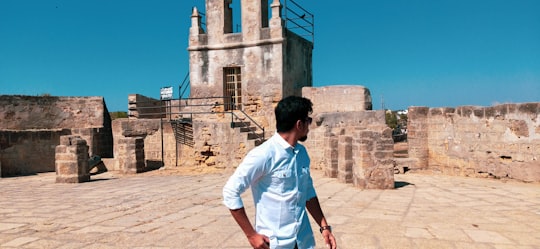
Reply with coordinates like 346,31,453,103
135,96,265,142
178,72,190,99
283,0,314,43
231,109,266,141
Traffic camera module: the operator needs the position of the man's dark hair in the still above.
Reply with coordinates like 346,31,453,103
275,96,313,132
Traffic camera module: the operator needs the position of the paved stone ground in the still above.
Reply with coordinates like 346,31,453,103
1,169,539,249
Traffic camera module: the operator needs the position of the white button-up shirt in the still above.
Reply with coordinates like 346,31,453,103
223,133,317,249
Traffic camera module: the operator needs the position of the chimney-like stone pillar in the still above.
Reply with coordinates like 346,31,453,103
191,7,204,35
55,135,90,183
323,132,338,178
408,106,429,170
116,137,146,174
269,0,283,37
352,129,395,189
337,135,353,183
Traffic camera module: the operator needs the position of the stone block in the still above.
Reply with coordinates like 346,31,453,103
55,152,78,162
508,162,540,182
55,135,90,183
117,137,146,174
56,161,78,175
325,167,338,178
509,119,529,137
55,146,67,154
408,106,429,119
374,151,393,159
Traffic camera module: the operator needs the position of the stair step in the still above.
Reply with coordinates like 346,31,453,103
240,126,257,132
247,133,264,140
231,121,251,128
171,118,192,124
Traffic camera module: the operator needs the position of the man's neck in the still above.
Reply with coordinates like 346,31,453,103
278,132,298,147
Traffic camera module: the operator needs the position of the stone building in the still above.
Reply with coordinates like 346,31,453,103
124,0,316,169
0,95,112,177
120,1,395,189
187,0,313,131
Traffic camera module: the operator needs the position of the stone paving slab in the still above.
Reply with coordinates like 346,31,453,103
1,169,539,249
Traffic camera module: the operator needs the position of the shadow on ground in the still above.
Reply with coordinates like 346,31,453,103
395,181,414,188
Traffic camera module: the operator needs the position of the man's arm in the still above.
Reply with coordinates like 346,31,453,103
229,207,270,249
306,197,337,249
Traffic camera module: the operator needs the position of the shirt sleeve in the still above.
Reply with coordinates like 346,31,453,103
306,171,317,201
222,148,269,210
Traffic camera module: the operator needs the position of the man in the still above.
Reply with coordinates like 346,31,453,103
223,96,337,249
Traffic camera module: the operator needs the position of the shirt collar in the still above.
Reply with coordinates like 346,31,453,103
273,132,298,153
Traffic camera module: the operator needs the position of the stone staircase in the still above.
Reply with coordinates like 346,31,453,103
231,121,265,146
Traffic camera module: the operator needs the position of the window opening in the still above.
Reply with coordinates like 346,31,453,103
224,0,242,33
262,0,269,28
224,67,242,111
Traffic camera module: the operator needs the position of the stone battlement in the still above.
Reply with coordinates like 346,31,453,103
0,95,113,177
408,103,540,182
0,95,109,130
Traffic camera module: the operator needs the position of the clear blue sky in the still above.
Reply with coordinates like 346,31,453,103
1,0,539,111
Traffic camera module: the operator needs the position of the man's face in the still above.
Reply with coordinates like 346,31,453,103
299,117,312,142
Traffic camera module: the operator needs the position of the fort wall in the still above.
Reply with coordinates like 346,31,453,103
0,129,70,176
408,103,540,182
303,85,372,113
0,95,112,177
303,86,394,189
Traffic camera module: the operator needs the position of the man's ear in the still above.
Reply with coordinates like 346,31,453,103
295,119,303,130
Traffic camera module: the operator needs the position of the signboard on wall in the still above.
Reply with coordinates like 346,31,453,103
160,86,173,100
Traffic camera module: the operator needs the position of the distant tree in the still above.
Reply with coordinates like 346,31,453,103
386,110,408,129
385,110,398,129
110,111,128,120
397,113,408,127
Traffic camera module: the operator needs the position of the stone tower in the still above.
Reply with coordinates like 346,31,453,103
188,0,314,132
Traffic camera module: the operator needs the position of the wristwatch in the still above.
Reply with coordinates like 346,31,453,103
320,225,332,233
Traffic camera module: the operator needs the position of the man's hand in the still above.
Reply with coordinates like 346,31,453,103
247,233,270,249
322,230,337,249
229,208,270,248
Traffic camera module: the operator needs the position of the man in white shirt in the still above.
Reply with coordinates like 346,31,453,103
223,96,337,249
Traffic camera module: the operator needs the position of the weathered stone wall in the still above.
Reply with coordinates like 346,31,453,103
301,84,394,189
128,94,187,120
192,118,261,169
304,111,386,169
0,95,112,177
112,112,263,170
408,103,540,182
303,110,395,189
282,30,313,98
112,119,180,170
71,128,113,158
351,128,395,189
302,86,373,115
0,129,71,176
0,95,110,130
